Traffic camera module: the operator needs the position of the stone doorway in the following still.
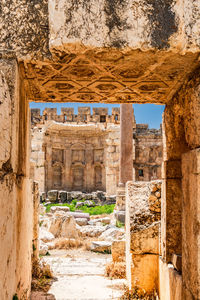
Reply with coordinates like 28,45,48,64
0,3,199,295
30,101,164,299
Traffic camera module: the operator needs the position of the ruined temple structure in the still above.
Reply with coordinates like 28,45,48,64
30,107,162,195
0,1,200,299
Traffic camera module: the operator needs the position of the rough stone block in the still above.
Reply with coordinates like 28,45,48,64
47,190,58,202
112,240,125,262
171,254,182,273
159,258,182,300
131,223,159,255
131,254,159,293
182,149,200,299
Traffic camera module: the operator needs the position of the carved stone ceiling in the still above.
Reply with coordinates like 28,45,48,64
22,49,199,104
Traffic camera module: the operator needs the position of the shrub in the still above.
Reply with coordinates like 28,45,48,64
105,261,126,279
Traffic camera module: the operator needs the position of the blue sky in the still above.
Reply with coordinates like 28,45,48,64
29,102,165,129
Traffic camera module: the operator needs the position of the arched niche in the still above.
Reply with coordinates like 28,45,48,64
71,143,85,163
72,165,84,191
53,164,62,188
94,165,102,188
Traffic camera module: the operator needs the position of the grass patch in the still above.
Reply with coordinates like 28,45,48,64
45,201,115,215
116,220,125,228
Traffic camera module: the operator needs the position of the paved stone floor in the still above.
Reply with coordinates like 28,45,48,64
31,249,126,300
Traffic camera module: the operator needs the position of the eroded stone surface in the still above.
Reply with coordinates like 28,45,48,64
125,180,161,293
182,149,200,300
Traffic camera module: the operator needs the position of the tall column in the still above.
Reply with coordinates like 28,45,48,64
116,104,133,218
119,104,133,185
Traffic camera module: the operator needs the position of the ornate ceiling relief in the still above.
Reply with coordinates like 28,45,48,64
22,48,199,104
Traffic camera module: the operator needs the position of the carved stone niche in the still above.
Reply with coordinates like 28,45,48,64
94,149,104,163
52,148,64,164
72,165,84,191
71,143,85,164
52,163,63,188
94,165,103,189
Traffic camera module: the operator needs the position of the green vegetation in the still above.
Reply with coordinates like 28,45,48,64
12,295,18,300
44,200,115,215
116,220,125,228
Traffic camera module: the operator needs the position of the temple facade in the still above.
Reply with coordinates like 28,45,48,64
30,107,162,195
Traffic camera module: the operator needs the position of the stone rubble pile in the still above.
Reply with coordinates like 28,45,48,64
39,203,124,255
41,190,116,205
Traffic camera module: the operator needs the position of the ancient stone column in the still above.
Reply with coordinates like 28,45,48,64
119,104,133,185
116,104,133,216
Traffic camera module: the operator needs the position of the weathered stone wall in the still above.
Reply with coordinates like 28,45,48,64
159,259,182,300
31,126,46,193
134,124,162,181
32,182,40,263
31,107,121,125
125,180,161,294
182,149,200,299
0,1,49,59
162,67,200,258
44,122,109,193
160,66,200,299
49,0,200,52
0,59,33,300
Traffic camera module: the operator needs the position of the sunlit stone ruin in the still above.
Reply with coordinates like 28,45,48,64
30,107,162,195
0,1,200,299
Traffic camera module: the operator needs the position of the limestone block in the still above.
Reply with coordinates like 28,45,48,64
148,195,161,213
127,181,161,232
47,190,58,202
91,241,112,253
60,216,79,239
0,72,12,168
131,223,159,255
58,191,68,203
84,193,93,200
112,240,125,262
49,0,200,52
171,254,182,273
131,254,159,293
39,228,55,243
99,227,124,241
49,215,78,239
75,218,88,226
182,149,200,299
69,212,90,220
80,225,106,237
159,258,182,300
50,206,70,213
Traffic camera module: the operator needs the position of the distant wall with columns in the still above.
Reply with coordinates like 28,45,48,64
31,107,162,195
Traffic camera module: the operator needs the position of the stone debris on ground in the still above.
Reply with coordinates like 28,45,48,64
50,206,70,213
32,249,126,300
37,202,127,299
90,241,112,253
